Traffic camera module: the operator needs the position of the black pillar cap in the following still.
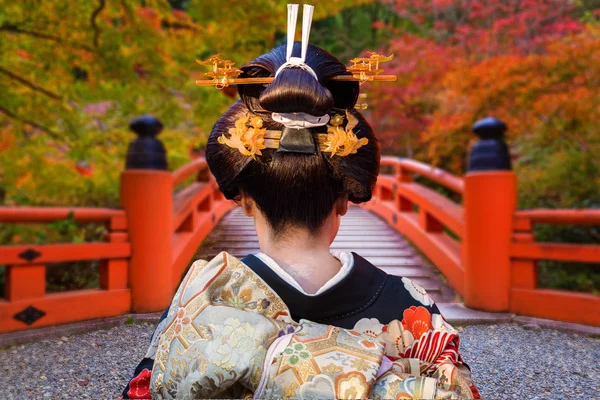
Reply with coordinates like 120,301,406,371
129,115,164,137
125,115,168,170
468,117,511,172
472,117,507,139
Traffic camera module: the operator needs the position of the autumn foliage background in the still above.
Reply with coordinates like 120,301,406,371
0,0,599,293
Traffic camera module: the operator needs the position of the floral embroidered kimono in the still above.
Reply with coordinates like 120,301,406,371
123,252,480,399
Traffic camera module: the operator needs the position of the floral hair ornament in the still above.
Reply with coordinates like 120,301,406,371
318,110,369,157
219,111,368,159
217,115,268,160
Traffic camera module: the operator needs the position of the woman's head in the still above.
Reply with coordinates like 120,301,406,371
205,42,380,237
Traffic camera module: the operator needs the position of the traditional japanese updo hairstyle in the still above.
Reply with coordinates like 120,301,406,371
206,42,380,235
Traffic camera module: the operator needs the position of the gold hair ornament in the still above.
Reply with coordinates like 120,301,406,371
195,54,242,90
356,93,368,110
195,53,396,89
219,112,369,159
318,110,369,157
347,52,394,84
217,115,267,159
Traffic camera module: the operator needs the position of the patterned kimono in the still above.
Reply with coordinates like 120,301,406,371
122,252,480,399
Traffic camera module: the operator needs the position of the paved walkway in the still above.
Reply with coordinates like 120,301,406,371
195,206,457,303
1,321,597,399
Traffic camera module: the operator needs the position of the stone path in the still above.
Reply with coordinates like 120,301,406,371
195,206,457,303
1,322,598,399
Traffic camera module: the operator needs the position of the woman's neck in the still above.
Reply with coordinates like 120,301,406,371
258,227,342,294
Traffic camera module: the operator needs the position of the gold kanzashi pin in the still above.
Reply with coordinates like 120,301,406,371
346,52,395,84
195,54,242,89
195,52,396,88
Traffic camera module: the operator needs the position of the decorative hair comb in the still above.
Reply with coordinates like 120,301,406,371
208,3,387,159
196,53,396,89
218,112,368,159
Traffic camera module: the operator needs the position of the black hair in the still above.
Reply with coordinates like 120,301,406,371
239,42,359,114
205,42,380,235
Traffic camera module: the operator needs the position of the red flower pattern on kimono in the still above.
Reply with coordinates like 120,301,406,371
402,305,432,339
126,368,151,399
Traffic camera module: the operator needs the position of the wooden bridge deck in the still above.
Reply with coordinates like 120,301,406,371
195,206,457,303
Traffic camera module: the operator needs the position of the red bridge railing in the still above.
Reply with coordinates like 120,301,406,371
1,116,598,332
0,208,131,333
363,156,600,326
510,210,600,325
0,157,235,333
120,157,235,313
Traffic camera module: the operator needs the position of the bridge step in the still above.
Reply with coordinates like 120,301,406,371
359,257,424,266
204,248,422,265
224,219,391,228
374,266,432,278
207,248,416,258
216,224,397,233
209,233,404,241
202,240,412,250
195,207,458,304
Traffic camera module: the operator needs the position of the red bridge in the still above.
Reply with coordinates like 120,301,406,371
1,118,599,333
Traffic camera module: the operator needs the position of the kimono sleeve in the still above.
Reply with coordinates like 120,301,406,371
386,277,481,398
121,258,200,399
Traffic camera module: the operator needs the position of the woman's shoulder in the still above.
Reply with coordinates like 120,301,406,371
351,252,441,321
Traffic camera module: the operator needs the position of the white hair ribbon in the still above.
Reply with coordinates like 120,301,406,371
275,4,318,80
285,4,298,61
273,4,329,129
301,4,313,62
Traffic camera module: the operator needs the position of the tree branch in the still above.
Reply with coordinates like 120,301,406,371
90,0,106,48
0,24,96,52
0,67,63,102
0,106,60,139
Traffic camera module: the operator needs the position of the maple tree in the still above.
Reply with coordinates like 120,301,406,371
0,1,598,292
364,0,599,293
368,0,599,208
0,0,369,208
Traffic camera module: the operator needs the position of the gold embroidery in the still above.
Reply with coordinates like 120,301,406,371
283,381,300,398
335,371,371,399
191,322,212,341
351,358,371,372
322,363,344,376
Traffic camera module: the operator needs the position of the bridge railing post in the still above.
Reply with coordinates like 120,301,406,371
463,117,516,312
120,115,173,313
395,162,414,212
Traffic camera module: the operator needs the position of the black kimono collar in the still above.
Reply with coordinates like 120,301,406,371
242,252,388,323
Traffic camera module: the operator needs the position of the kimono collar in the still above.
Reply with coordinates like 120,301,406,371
253,251,354,296
242,252,388,323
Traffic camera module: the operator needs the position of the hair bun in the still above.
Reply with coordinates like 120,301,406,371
258,67,334,116
238,43,359,114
